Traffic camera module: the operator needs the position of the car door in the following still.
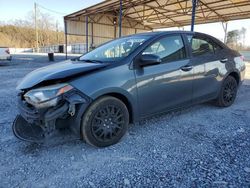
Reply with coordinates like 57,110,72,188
186,34,223,103
134,34,193,118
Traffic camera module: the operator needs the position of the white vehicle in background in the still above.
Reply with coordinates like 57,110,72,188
0,47,12,61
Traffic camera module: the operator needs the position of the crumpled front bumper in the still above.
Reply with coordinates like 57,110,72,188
12,90,91,143
13,115,45,143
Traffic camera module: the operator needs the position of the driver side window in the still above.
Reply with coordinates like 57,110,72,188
142,35,186,63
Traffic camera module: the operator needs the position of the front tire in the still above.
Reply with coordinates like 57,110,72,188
81,96,129,147
215,75,238,107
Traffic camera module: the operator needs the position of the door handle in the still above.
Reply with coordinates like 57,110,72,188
181,65,193,71
220,58,228,63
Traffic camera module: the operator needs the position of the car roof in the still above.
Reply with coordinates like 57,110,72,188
126,30,215,38
127,30,192,37
125,31,226,47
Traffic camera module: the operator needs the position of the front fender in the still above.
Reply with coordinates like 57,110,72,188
89,87,139,123
69,64,139,122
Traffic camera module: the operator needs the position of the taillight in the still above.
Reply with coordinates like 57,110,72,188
5,49,10,54
240,55,245,61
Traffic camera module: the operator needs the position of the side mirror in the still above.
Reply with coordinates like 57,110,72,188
139,54,161,67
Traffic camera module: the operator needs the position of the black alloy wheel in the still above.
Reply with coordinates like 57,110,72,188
216,75,238,107
92,105,125,142
81,96,129,147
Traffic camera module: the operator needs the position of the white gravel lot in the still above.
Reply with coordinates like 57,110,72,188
0,54,249,187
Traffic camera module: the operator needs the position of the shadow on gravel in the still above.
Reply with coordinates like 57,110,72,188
20,143,43,155
0,62,12,66
19,140,82,156
14,85,250,155
17,102,223,152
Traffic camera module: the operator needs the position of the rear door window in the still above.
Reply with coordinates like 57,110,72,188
187,35,215,57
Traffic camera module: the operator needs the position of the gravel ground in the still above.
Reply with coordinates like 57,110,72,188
0,54,249,187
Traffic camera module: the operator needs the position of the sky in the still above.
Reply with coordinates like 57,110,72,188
0,0,103,26
0,0,250,44
161,19,250,44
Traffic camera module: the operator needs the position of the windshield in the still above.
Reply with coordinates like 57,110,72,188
79,35,150,62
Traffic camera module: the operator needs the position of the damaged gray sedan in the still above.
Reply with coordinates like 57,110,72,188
13,31,245,147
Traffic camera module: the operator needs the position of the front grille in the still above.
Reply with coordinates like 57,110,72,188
18,91,25,101
18,96,41,124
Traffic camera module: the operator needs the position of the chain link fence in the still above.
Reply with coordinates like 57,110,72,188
37,43,87,54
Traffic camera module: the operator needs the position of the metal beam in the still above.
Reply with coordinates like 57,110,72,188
65,0,250,24
147,11,250,29
191,0,197,31
124,0,189,17
143,5,184,26
91,22,94,49
64,0,250,35
119,0,122,37
114,25,117,38
66,17,152,31
222,22,228,43
198,0,226,22
67,33,114,40
65,0,155,18
126,1,249,21
64,19,68,59
86,16,89,53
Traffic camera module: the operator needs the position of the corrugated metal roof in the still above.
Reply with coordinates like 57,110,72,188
64,0,250,29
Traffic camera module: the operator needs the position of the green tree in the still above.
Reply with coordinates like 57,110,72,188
226,30,240,45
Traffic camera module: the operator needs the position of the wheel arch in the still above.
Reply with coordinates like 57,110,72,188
227,71,240,85
90,89,136,124
103,92,134,124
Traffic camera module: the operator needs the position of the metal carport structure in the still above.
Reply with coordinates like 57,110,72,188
64,0,250,58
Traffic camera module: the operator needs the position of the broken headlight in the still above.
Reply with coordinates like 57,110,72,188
24,83,73,109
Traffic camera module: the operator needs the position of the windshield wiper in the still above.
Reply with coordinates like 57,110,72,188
79,59,103,64
71,57,80,61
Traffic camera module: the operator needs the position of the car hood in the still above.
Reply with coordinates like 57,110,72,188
17,60,108,90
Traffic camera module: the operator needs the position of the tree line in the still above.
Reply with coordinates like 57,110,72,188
0,24,64,48
0,11,82,48
226,27,249,50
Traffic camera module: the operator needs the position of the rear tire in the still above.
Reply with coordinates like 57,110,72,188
215,75,238,107
81,96,129,147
